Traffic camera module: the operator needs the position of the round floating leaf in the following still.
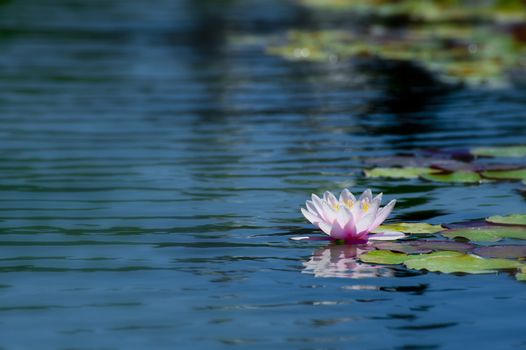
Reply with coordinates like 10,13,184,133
481,169,526,181
373,222,444,234
364,167,434,179
404,251,522,274
473,245,526,259
443,226,526,242
420,171,481,183
471,145,526,158
359,250,409,265
486,214,526,226
373,240,474,254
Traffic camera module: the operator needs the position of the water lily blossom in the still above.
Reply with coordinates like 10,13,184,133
298,189,405,243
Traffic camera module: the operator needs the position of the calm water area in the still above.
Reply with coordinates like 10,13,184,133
1,1,525,349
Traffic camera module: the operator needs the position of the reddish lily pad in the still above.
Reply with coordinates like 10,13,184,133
443,226,526,242
373,240,474,254
486,214,526,226
473,245,526,259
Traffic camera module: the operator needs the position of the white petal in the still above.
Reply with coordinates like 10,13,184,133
320,200,337,223
356,212,376,233
306,200,321,217
311,194,329,222
359,189,373,202
335,206,351,228
323,191,338,206
368,231,406,241
329,220,346,239
290,236,310,241
301,208,323,225
368,199,396,231
339,188,356,204
318,221,333,235
373,192,383,203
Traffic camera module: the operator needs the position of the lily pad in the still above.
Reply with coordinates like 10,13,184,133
443,226,526,242
486,214,526,226
471,145,526,158
359,250,408,265
404,251,522,274
373,240,474,254
364,167,434,179
360,250,522,274
420,171,481,183
473,245,526,259
481,169,526,181
373,222,444,234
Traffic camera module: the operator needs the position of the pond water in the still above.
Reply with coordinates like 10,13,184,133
1,1,526,349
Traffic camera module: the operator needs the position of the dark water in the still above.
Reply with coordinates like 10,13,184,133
1,1,526,349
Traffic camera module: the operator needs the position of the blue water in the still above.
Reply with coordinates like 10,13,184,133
1,1,525,349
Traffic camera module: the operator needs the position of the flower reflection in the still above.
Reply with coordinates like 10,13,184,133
300,189,404,243
302,243,394,279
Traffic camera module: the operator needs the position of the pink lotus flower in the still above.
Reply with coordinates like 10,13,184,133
300,189,404,244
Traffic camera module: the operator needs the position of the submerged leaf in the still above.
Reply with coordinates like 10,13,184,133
443,226,526,242
374,222,444,234
486,214,526,226
364,167,434,179
481,169,526,181
420,171,481,183
471,145,526,158
473,245,526,259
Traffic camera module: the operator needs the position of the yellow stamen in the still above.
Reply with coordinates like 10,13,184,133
362,201,370,212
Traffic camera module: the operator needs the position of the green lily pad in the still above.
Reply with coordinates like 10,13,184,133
486,214,526,226
404,251,522,274
373,222,444,234
481,169,526,181
420,171,481,183
443,226,526,242
360,250,522,274
471,145,526,158
364,167,434,179
359,250,409,265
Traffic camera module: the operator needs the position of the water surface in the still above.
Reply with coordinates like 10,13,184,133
1,1,526,349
